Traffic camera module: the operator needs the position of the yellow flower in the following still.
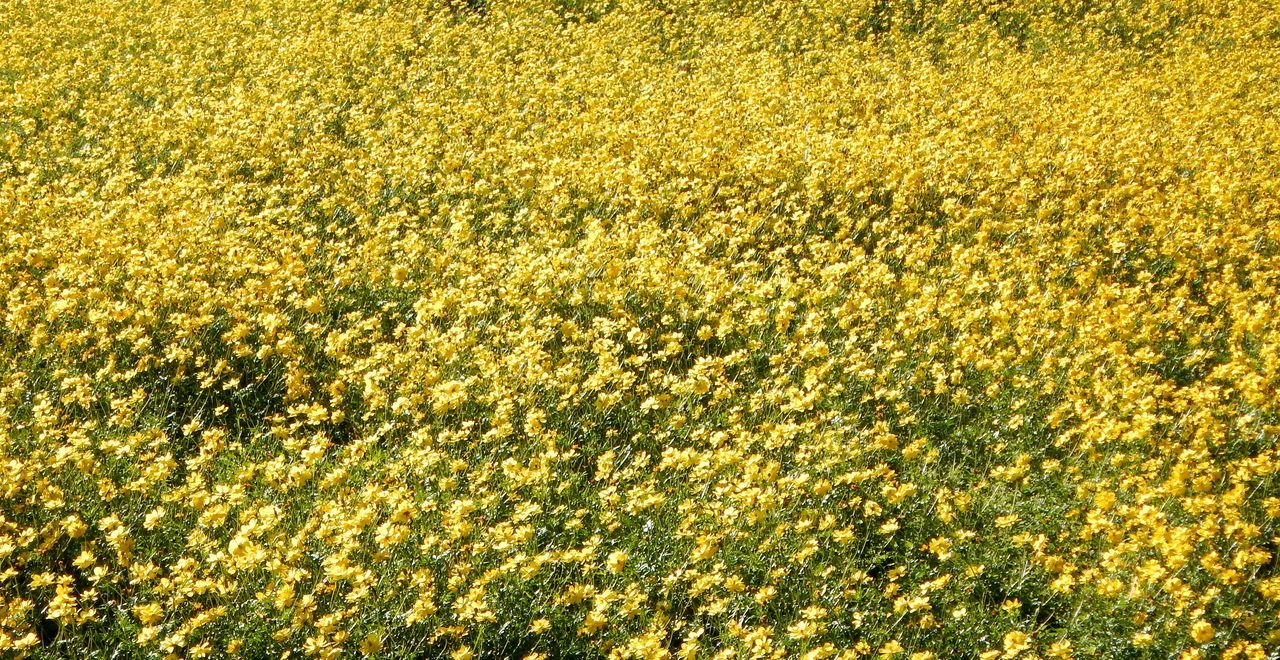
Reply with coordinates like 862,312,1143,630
690,537,718,562
1045,639,1073,658
359,633,383,655
1002,630,1030,657
579,611,607,636
62,515,88,538
135,603,164,626
606,549,628,573
1190,620,1214,644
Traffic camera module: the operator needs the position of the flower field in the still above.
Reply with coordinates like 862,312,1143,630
2,0,1280,657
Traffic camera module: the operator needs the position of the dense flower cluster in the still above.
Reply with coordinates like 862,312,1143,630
2,0,1279,657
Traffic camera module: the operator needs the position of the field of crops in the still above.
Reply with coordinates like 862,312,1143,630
2,0,1280,657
